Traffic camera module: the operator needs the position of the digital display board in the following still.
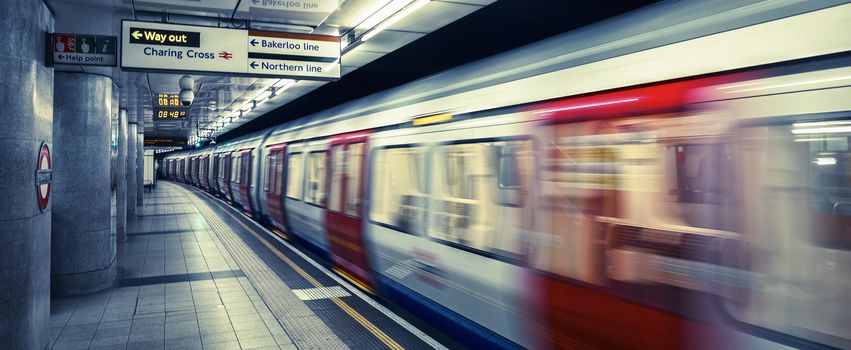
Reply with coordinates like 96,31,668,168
145,138,187,148
155,92,189,120
156,93,183,108
154,108,188,119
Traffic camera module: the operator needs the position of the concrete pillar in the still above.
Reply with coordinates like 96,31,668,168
136,119,144,210
116,109,128,242
51,72,117,295
0,0,53,347
127,113,137,220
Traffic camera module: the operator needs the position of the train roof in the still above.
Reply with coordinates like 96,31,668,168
191,0,848,149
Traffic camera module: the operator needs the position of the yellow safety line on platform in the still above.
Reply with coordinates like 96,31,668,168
212,200,405,350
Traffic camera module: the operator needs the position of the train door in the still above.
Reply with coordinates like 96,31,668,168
201,156,209,189
223,153,233,201
198,157,204,187
211,155,220,193
190,157,196,185
325,131,373,290
193,157,199,185
201,157,206,187
239,149,255,214
179,159,185,182
265,144,287,234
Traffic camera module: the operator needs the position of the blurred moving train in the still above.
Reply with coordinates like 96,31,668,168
164,1,851,349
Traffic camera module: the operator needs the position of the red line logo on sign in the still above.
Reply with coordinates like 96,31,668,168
36,143,52,212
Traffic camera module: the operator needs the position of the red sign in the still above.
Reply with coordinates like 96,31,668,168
36,143,52,212
54,34,75,53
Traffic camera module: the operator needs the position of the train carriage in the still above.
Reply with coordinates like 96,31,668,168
161,1,851,349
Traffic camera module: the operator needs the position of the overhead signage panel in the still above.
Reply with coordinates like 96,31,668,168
122,20,247,74
121,20,340,80
248,0,339,26
49,33,117,67
249,0,338,13
248,31,339,59
145,138,187,148
248,58,340,79
129,27,201,47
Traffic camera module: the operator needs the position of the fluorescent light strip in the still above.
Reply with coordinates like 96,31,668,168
727,75,851,93
814,157,837,165
273,79,295,89
792,126,851,134
361,0,430,42
275,80,298,93
357,0,412,30
534,98,640,114
793,120,851,128
254,90,272,104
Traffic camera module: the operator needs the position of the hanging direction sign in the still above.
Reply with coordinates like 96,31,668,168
122,21,246,74
248,0,340,30
247,30,340,79
121,20,340,80
48,33,117,66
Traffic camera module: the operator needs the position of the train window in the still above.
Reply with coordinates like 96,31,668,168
664,144,735,206
274,151,284,196
286,152,303,200
370,146,428,234
232,156,241,183
346,143,365,217
496,139,534,207
264,153,273,192
241,153,250,185
430,139,535,256
443,144,477,199
329,145,344,212
304,151,328,207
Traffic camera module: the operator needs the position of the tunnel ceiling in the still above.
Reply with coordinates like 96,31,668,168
46,0,498,145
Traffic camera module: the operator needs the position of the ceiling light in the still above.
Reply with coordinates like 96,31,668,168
814,157,837,165
357,0,411,30
361,0,430,42
792,126,851,134
273,79,295,88
254,90,272,103
275,80,297,93
533,98,640,115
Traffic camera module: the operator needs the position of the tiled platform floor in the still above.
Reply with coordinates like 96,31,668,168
49,185,296,350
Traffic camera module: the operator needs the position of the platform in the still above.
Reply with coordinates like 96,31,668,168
48,182,443,350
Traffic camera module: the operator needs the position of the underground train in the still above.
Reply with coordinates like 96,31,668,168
164,1,851,349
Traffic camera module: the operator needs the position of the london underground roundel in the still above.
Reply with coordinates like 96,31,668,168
35,143,52,212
